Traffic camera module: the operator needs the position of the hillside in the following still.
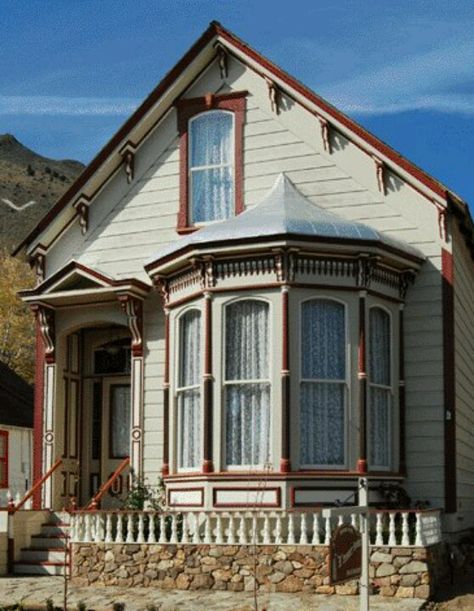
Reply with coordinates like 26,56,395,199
0,134,84,249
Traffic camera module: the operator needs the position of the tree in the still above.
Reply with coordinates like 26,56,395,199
0,249,35,383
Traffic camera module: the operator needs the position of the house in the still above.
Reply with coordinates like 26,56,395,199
0,361,33,506
11,21,474,572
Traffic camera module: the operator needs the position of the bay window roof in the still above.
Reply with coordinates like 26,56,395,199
146,174,424,273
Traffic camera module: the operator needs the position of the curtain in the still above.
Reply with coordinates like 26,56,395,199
178,310,202,469
110,386,131,458
369,308,391,468
225,300,270,466
189,111,233,223
300,300,346,466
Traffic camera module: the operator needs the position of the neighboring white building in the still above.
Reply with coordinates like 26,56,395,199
0,361,33,506
14,22,474,539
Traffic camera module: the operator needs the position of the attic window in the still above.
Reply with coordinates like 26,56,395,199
176,92,246,233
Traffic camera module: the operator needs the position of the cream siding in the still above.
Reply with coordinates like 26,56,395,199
39,53,449,506
453,223,474,529
0,425,33,505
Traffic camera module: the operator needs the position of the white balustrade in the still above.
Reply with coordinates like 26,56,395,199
68,508,442,548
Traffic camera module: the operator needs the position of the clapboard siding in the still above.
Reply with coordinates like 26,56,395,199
41,53,448,505
453,223,474,527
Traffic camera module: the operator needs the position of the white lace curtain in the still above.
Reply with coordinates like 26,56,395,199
189,111,233,223
369,307,391,468
225,300,270,467
300,299,346,466
177,309,202,469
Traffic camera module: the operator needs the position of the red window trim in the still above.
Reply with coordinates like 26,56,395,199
0,430,8,488
176,91,247,233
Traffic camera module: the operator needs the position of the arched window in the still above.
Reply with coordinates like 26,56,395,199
369,307,391,469
224,300,270,467
300,299,346,467
189,111,234,224
177,310,202,470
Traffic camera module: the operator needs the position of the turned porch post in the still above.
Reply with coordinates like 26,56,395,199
357,292,368,474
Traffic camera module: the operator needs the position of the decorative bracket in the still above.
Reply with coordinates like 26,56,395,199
32,305,55,363
191,256,215,289
30,245,47,285
274,249,297,283
372,155,386,195
433,200,449,242
265,77,280,114
73,195,90,235
119,295,143,357
357,254,378,289
153,275,170,305
399,269,416,300
215,43,228,79
318,116,331,154
119,141,137,184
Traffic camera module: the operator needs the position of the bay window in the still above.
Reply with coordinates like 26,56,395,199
224,299,271,468
177,309,202,470
300,299,346,468
368,307,392,469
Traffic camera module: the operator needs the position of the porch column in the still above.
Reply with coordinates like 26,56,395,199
399,305,406,475
280,285,291,472
357,291,368,474
202,291,214,473
120,296,144,478
32,305,56,509
162,308,170,476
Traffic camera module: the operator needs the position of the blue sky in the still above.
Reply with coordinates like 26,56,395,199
1,0,474,204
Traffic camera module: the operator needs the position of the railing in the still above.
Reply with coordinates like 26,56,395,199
8,458,63,514
85,457,130,510
70,507,442,548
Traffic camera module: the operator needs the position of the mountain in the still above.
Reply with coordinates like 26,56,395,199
0,134,84,249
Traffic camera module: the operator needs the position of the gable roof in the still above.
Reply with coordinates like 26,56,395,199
0,361,33,428
146,174,424,269
14,21,473,257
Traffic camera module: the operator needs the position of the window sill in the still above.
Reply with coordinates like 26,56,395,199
176,226,198,235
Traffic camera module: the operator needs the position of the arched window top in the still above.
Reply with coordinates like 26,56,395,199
301,298,346,380
189,110,233,168
369,307,391,386
188,110,234,225
225,299,269,381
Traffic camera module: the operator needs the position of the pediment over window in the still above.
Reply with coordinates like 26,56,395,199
19,260,150,308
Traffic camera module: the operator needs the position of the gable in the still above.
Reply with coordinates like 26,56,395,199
15,21,473,270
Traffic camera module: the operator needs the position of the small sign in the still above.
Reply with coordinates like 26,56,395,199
328,523,362,585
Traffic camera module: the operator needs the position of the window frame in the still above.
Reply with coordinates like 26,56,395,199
297,296,350,471
0,429,8,488
222,296,273,471
176,92,246,233
174,306,203,473
367,304,394,472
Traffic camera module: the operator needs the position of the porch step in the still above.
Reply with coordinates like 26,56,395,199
20,548,69,562
14,511,70,576
13,561,66,576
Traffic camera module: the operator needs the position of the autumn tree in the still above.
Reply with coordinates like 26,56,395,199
0,248,35,383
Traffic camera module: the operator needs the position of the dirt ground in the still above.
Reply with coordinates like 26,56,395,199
425,583,474,610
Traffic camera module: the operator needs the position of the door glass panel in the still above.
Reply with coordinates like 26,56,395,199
110,385,131,458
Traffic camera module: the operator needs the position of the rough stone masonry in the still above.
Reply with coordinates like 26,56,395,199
72,542,448,599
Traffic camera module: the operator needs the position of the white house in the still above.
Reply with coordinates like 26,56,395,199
0,361,33,506
13,22,474,545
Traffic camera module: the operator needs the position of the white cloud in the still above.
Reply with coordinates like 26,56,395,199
0,95,139,116
319,37,474,116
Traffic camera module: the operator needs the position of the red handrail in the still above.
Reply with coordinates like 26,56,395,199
85,457,130,510
8,458,63,514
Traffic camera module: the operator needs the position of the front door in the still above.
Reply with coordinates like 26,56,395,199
85,376,131,509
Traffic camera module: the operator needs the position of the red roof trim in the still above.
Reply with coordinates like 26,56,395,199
15,21,470,256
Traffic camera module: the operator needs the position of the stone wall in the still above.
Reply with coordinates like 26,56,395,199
72,543,447,599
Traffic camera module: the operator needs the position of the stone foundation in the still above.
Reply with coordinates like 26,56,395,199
72,542,447,599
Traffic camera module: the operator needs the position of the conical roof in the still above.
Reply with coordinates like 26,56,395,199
147,174,423,265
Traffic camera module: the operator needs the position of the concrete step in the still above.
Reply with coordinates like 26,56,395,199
31,535,68,548
20,549,68,562
13,561,66,576
40,525,70,536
